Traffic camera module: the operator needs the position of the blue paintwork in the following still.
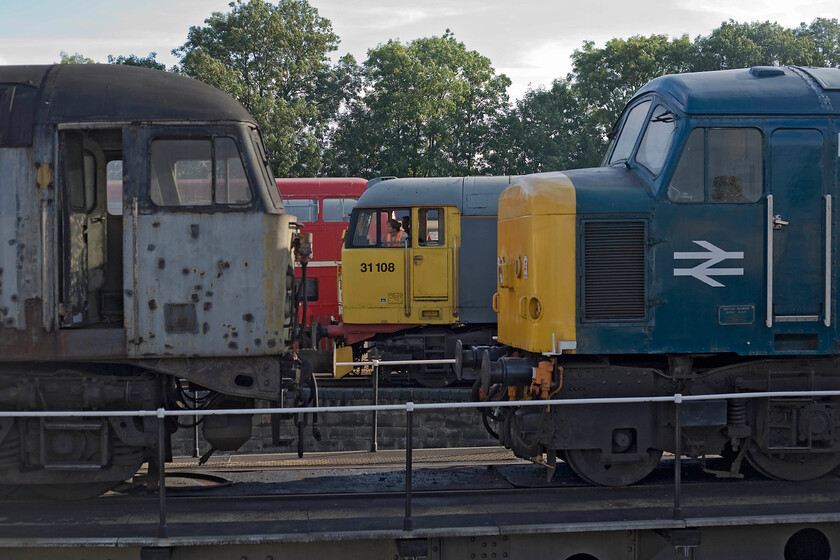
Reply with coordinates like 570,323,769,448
636,67,840,116
570,67,840,357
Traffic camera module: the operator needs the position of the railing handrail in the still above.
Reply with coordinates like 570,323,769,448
8,389,840,419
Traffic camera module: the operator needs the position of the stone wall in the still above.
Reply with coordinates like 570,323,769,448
171,387,499,457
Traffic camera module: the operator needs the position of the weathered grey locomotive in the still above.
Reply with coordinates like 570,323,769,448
0,65,311,498
463,66,840,486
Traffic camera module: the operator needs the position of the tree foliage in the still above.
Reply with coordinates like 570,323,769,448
487,79,602,174
324,31,510,178
107,52,167,70
56,16,840,178
173,0,349,177
59,51,96,64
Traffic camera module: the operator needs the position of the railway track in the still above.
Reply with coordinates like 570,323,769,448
0,451,839,559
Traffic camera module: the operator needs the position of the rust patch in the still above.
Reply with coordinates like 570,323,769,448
164,303,198,334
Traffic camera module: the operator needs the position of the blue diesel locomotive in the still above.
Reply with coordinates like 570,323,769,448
464,66,840,486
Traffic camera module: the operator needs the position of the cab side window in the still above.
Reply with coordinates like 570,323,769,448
668,127,763,203
418,208,443,246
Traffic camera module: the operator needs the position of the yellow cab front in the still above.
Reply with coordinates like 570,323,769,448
341,205,461,326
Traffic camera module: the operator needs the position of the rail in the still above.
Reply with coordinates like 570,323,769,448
4,356,840,537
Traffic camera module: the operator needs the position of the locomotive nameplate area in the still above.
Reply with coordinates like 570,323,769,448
718,305,755,325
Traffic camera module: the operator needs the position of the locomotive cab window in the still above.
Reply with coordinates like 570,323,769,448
608,99,652,165
347,207,411,248
636,105,676,176
150,137,252,207
668,127,763,203
417,208,444,246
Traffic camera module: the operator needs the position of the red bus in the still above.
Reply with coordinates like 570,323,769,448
276,178,367,325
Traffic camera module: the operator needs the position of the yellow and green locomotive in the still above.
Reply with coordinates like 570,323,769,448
466,66,840,485
328,176,515,385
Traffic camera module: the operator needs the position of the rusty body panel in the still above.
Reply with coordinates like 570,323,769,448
0,65,309,496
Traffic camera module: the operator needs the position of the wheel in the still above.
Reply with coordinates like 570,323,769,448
503,409,542,459
565,448,663,486
746,442,840,481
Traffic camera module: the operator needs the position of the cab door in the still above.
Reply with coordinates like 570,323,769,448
409,207,460,323
768,128,826,325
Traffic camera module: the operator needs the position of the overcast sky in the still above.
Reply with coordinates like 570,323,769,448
1,0,839,100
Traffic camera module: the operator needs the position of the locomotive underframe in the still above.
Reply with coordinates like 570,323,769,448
491,354,840,485
365,325,496,386
0,356,308,496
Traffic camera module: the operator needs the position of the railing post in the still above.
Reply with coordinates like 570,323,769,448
673,394,683,521
157,408,168,538
192,388,200,458
404,401,414,532
371,360,379,452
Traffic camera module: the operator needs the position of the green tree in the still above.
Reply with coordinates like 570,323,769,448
693,20,815,70
324,31,510,177
107,52,167,71
487,79,602,174
59,51,96,64
797,18,840,67
173,0,347,176
570,34,696,135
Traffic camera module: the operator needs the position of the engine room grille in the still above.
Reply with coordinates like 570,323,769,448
582,220,646,321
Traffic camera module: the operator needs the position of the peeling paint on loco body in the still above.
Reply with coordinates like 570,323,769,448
0,65,305,495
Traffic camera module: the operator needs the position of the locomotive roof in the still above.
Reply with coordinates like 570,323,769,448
0,64,254,126
356,176,517,216
636,66,840,115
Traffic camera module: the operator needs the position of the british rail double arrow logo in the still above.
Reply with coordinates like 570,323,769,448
673,240,744,287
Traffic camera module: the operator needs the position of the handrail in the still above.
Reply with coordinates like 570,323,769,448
825,194,832,328
766,194,774,327
404,241,411,317
10,354,840,537
452,235,459,318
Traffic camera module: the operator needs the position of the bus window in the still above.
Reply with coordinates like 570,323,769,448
107,160,123,215
284,199,318,222
323,197,358,222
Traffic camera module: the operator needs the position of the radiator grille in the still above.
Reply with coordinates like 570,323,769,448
582,221,646,321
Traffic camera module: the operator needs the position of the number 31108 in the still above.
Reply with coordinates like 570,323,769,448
360,262,395,273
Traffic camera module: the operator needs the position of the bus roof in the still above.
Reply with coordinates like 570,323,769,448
275,177,367,197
